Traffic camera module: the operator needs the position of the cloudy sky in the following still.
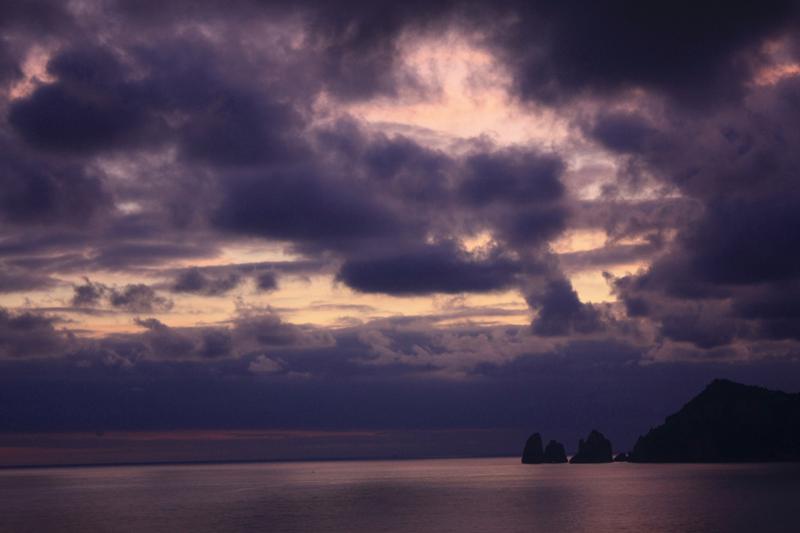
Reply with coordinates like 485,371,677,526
2,0,800,464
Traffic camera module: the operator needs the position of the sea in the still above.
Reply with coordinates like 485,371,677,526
1,457,799,532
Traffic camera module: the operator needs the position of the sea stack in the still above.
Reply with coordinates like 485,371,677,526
521,432,544,463
543,440,568,463
570,430,613,463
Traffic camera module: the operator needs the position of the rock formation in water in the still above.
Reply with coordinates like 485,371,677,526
521,432,544,463
630,379,800,463
569,430,613,463
543,440,568,463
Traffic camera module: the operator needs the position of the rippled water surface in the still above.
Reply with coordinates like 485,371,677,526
1,458,799,532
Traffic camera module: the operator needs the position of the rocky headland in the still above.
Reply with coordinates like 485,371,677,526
522,379,800,464
629,379,800,463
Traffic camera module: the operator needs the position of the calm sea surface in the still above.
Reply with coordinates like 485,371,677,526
1,457,799,532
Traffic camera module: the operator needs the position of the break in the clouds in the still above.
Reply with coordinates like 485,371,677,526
1,0,800,444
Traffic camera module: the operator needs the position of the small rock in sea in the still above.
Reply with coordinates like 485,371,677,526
521,432,544,464
543,440,568,463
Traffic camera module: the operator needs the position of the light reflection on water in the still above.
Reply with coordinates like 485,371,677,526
1,458,799,532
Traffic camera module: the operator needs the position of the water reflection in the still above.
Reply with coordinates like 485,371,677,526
1,458,798,532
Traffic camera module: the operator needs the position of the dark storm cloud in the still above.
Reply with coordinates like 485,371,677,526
0,308,69,358
129,317,245,360
0,0,75,33
5,1,800,120
136,37,307,165
233,311,333,349
0,137,111,226
0,267,56,293
66,317,235,364
657,312,743,350
459,149,564,206
2,2,584,298
725,283,800,342
557,241,659,272
361,132,452,204
172,268,242,296
338,242,522,295
589,112,661,154
162,263,305,295
255,271,278,292
733,283,800,321
527,278,604,336
0,225,223,280
133,317,196,358
0,0,788,300
182,91,301,166
609,270,755,350
71,278,106,306
213,120,565,270
0,40,21,87
108,285,173,313
214,168,415,248
488,0,799,106
685,195,800,285
91,241,221,270
612,256,730,303
309,0,465,100
573,198,700,243
54,310,334,365
166,260,323,279
112,0,456,102
591,74,800,352
8,46,153,153
586,78,800,201
210,123,433,251
496,205,569,247
104,0,800,108
42,313,521,376
213,118,572,292
199,329,235,359
7,39,303,162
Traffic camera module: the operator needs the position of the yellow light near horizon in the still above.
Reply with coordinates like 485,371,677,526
269,275,529,327
570,262,646,303
551,229,608,255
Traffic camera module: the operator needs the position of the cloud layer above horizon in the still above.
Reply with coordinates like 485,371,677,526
2,0,800,440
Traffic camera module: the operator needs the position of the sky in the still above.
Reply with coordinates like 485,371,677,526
2,0,800,465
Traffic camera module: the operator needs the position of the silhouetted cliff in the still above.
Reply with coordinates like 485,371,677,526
570,430,613,463
631,379,800,462
521,433,544,464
